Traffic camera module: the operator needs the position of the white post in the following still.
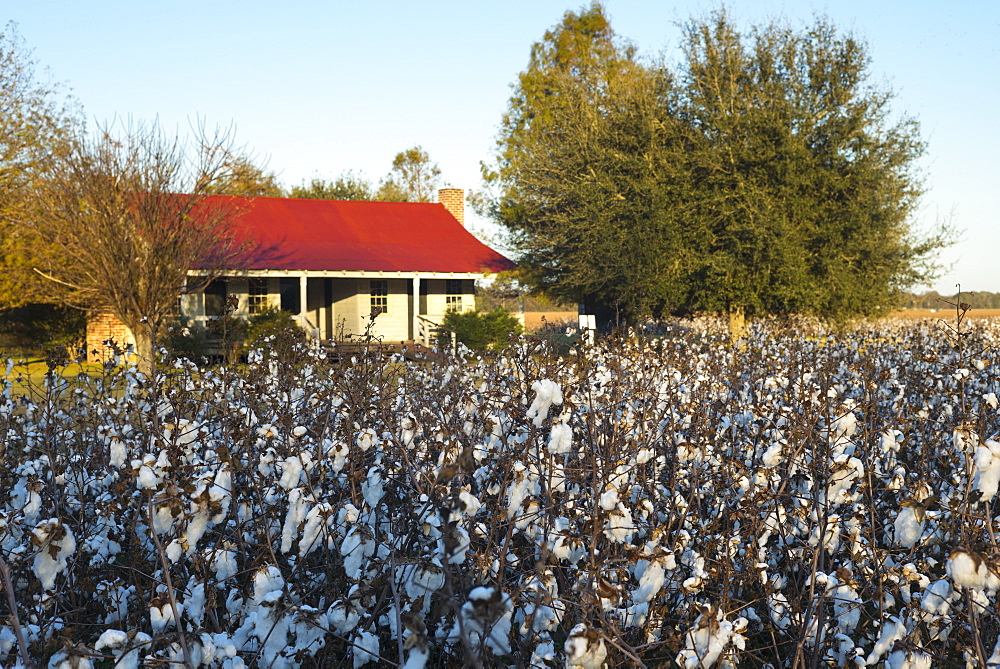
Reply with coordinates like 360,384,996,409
299,275,308,335
412,275,421,344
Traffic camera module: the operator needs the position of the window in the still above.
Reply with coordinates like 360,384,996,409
446,279,463,310
370,280,388,316
204,280,227,317
248,278,269,314
279,277,301,314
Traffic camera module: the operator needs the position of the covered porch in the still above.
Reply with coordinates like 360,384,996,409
181,269,479,347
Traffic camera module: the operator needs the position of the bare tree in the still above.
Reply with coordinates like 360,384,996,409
32,119,250,375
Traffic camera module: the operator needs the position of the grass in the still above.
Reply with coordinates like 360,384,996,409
2,358,111,399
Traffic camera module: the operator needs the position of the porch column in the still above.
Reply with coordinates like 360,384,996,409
412,275,420,344
299,275,309,335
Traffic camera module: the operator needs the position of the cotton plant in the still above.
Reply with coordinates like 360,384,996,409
31,518,76,592
675,606,748,669
4,317,1000,664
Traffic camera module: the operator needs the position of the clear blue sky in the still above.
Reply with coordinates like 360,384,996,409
7,0,998,294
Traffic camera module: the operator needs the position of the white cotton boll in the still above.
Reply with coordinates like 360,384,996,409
328,600,361,634
947,550,989,589
137,465,160,490
254,591,290,668
921,579,953,615
604,504,635,544
337,503,361,532
150,600,176,633
676,609,742,669
212,545,239,584
886,650,932,669
987,636,1000,667
356,428,378,451
165,539,184,563
973,440,1000,501
353,629,380,668
406,561,445,611
564,624,607,669
31,519,75,591
328,440,350,474
526,379,562,426
530,638,556,667
362,467,384,509
95,629,148,669
401,643,429,669
505,462,539,520
830,406,858,445
299,503,332,558
280,488,307,554
880,429,902,454
633,559,666,603
453,588,513,657
109,439,127,468
827,574,862,632
599,487,619,511
893,507,926,548
341,525,375,578
252,566,285,606
48,649,95,669
458,490,481,517
769,593,791,630
677,441,703,463
547,423,573,454
0,627,16,657
826,455,863,504
94,629,128,650
292,425,308,438
185,582,207,626
184,511,211,556
211,468,233,520
761,441,784,468
985,393,999,410
444,525,471,565
278,456,303,490
865,617,906,666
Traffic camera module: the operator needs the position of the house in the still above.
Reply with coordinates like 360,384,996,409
85,188,515,356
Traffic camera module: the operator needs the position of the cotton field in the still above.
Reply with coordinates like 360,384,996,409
1,316,999,668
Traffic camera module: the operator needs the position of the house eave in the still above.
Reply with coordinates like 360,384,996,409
187,269,490,279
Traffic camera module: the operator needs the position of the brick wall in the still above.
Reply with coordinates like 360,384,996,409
86,311,135,362
438,188,464,226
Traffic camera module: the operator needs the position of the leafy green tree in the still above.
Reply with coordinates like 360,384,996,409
670,12,946,321
290,170,375,200
485,3,689,325
377,146,441,202
485,4,950,326
0,23,80,307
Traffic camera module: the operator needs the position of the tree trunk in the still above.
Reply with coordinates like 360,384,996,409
132,321,156,379
728,306,747,347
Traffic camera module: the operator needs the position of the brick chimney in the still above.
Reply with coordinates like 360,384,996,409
438,188,464,226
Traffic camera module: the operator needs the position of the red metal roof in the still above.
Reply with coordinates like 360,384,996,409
203,195,515,274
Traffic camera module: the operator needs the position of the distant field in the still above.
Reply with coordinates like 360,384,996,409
522,309,1000,331
522,310,577,332
887,308,1000,320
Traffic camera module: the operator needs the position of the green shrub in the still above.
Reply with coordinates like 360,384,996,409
166,308,306,364
246,307,307,348
438,307,522,352
0,303,86,359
